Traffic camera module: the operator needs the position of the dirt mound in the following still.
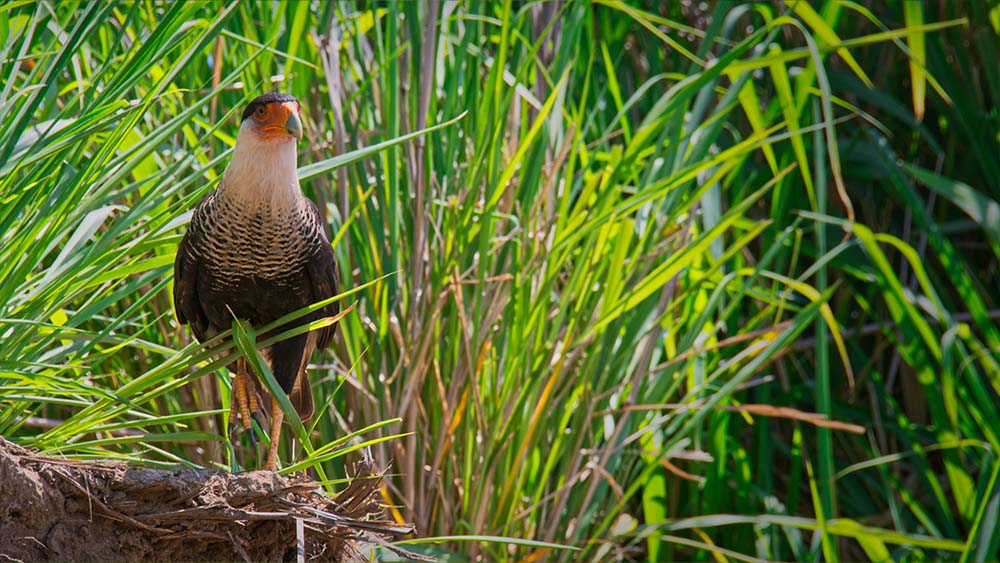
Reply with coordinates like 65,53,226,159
0,438,425,562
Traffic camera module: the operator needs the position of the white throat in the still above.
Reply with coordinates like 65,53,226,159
218,119,302,212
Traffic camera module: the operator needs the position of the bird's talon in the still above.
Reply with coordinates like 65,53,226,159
251,410,268,438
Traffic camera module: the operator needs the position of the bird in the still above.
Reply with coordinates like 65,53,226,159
173,92,340,471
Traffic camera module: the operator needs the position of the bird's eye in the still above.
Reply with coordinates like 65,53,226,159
254,106,267,119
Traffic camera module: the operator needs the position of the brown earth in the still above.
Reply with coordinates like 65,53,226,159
0,438,426,562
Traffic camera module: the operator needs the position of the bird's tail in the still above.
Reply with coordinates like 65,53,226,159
289,370,314,422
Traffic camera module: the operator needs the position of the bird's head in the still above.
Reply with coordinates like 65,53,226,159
222,93,305,208
238,92,303,144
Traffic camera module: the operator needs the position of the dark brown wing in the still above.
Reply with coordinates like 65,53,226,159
303,198,340,350
173,195,212,342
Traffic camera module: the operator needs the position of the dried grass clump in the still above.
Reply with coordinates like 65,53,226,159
0,438,428,562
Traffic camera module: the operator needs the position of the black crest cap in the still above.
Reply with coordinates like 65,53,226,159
241,92,300,122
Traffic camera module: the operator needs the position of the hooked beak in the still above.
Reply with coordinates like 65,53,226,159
283,103,303,141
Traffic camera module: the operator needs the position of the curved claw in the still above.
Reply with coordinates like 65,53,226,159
245,423,258,447
251,409,268,437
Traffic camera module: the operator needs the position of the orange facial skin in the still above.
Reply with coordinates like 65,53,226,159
250,100,302,141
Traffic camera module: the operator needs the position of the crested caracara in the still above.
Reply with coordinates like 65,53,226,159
173,92,340,471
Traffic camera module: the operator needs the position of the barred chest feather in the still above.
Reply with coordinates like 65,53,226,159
190,193,316,290
173,96,340,390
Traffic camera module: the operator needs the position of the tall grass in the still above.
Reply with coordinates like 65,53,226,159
1,1,998,561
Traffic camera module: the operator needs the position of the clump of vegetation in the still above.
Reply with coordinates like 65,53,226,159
1,1,998,561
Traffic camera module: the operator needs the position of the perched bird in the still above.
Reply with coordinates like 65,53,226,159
173,93,340,470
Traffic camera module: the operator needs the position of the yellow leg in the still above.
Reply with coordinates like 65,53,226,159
229,359,263,447
236,362,254,435
229,360,248,435
246,376,263,428
264,395,284,471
